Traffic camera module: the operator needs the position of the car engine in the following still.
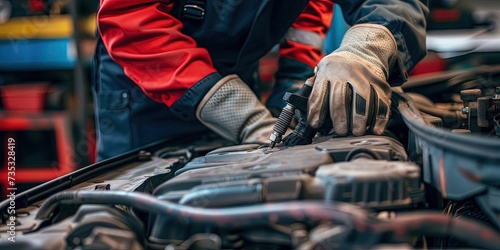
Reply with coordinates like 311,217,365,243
1,67,500,249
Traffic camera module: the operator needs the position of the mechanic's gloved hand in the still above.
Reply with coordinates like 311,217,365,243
265,79,304,117
307,24,398,136
196,74,280,144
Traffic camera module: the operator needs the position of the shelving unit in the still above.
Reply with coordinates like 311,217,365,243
0,8,96,195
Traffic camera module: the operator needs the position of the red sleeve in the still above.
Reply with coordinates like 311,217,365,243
97,0,217,107
279,0,334,68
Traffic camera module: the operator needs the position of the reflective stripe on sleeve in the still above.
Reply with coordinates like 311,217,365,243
285,27,324,50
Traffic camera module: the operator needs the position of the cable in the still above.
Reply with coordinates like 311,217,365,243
34,191,500,249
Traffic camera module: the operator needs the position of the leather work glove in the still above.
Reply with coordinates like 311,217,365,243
307,24,398,136
196,74,282,144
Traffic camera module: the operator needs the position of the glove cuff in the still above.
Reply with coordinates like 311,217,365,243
332,24,398,81
196,74,277,144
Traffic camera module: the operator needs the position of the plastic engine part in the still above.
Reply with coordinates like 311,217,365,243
316,159,424,210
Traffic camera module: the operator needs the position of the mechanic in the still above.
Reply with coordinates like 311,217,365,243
93,0,428,161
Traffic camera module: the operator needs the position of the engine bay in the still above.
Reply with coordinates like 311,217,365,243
1,67,500,249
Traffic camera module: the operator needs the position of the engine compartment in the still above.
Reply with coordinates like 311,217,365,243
1,67,500,249
148,136,424,248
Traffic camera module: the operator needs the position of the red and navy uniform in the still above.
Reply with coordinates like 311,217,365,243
93,0,333,160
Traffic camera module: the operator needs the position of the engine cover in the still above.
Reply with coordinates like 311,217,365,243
149,136,423,243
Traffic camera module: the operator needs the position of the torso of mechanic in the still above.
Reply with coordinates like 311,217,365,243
93,0,427,160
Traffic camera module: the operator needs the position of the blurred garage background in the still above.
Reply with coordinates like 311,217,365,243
0,0,98,195
0,0,499,195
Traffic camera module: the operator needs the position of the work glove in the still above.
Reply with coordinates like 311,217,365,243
307,24,398,136
196,74,279,144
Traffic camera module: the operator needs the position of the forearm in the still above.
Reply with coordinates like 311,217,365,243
276,0,334,81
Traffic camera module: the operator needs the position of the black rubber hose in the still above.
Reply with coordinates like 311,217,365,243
36,191,361,227
35,191,500,249
417,104,464,120
379,212,500,249
36,191,78,219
